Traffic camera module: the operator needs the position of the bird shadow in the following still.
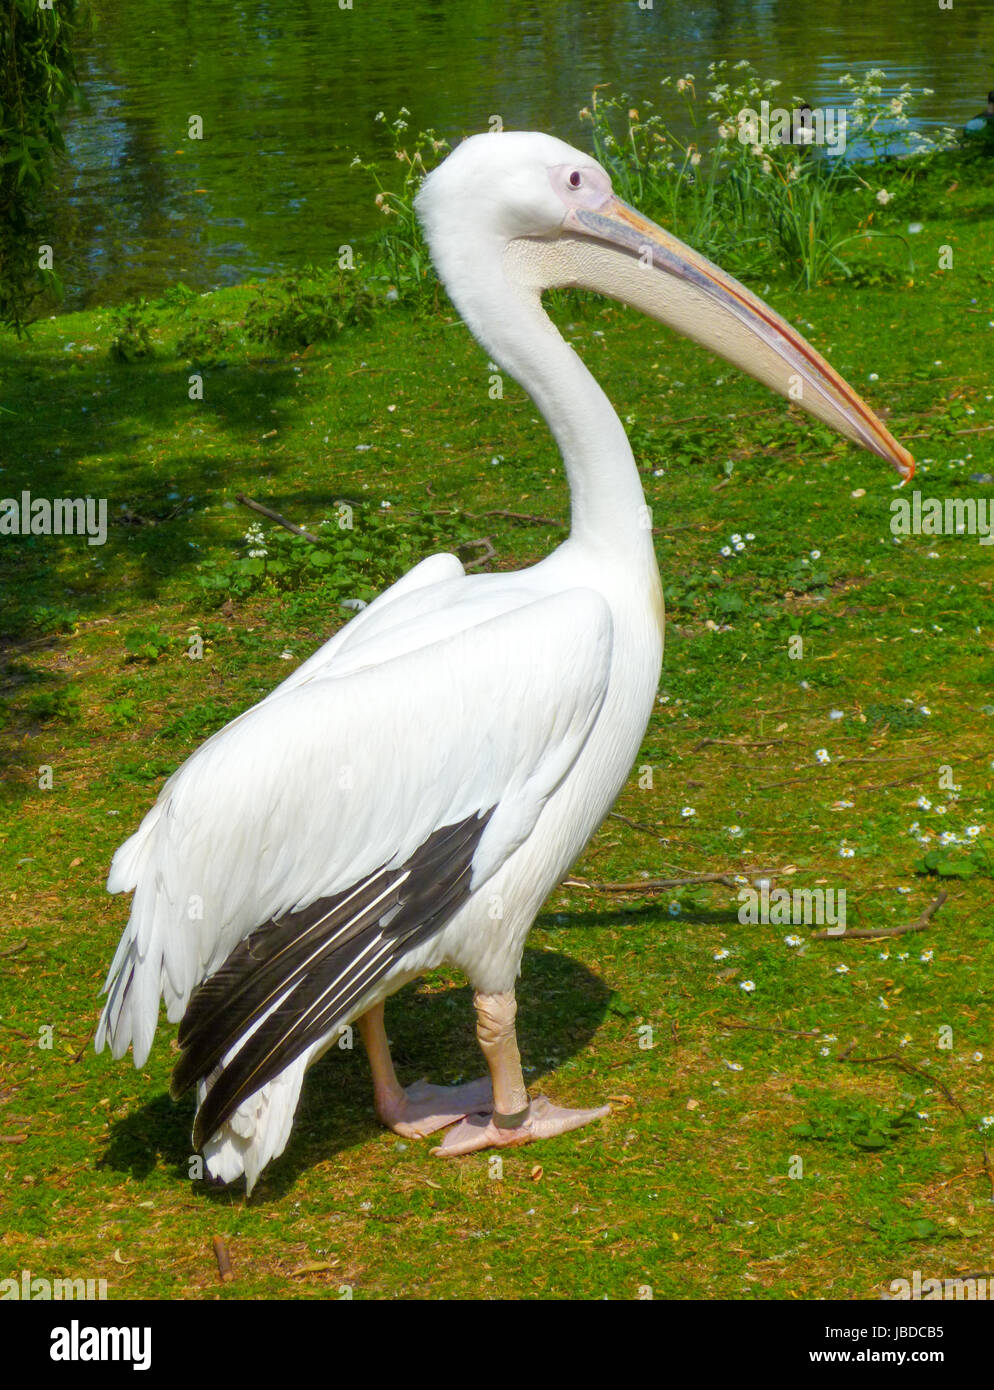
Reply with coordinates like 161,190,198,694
96,947,612,1201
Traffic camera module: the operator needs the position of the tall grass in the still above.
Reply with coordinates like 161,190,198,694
352,64,960,299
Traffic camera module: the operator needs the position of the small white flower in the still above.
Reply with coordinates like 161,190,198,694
829,709,844,720
720,545,732,557
965,825,981,838
810,550,821,560
915,796,932,811
819,1047,831,1057
731,533,742,543
868,372,879,381
839,846,855,858
734,541,745,552
740,980,756,993
681,806,696,818
279,650,294,661
745,533,755,541
876,188,892,205
724,1060,744,1071
784,934,802,947
980,1116,994,1130
920,950,933,963
972,1052,984,1063
815,748,831,764
835,964,850,975
713,948,730,961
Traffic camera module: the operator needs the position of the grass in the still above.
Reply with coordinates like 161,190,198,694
1,152,993,1302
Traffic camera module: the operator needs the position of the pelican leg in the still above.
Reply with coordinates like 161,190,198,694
357,1002,493,1137
431,989,610,1156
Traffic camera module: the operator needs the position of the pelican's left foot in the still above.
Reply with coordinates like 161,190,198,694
430,1095,610,1156
378,1077,494,1138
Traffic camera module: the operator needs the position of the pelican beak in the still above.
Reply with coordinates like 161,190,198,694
552,197,914,479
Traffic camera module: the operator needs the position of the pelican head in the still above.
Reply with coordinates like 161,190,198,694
417,131,913,479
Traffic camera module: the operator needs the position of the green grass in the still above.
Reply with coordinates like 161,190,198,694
1,158,992,1301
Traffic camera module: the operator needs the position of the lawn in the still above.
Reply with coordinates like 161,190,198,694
1,153,992,1301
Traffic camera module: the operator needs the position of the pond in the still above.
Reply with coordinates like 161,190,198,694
52,0,994,308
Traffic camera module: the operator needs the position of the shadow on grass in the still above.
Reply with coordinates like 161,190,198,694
96,947,612,1200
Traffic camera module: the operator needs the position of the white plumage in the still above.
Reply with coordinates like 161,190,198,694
97,131,913,1190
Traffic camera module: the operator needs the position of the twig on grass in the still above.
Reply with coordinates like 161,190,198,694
461,537,496,571
235,493,320,544
718,1019,822,1039
810,889,948,941
693,737,785,752
212,1236,234,1283
839,1044,993,1200
563,868,778,893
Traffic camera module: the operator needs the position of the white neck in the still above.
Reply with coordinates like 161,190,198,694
439,241,658,562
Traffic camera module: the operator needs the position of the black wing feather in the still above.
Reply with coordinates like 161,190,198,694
172,809,493,1149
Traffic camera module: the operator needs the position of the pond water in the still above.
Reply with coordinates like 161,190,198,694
53,0,994,308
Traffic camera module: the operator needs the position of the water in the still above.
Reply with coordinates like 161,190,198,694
51,0,994,309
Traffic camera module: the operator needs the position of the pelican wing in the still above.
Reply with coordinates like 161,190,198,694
96,584,614,1108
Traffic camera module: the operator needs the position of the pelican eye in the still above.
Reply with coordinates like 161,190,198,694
569,170,582,188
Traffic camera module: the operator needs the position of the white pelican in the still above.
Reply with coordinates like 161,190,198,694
96,131,914,1191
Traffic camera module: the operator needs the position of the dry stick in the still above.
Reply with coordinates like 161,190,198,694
0,940,27,958
719,1019,822,1039
608,810,674,840
477,508,565,528
71,1023,96,1065
462,537,496,571
840,1046,994,1201
564,868,778,893
212,1236,234,1284
810,889,948,941
693,737,785,752
235,493,320,545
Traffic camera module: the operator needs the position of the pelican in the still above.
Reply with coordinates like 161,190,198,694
96,131,913,1191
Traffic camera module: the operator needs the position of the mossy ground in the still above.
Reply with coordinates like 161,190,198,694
1,160,992,1301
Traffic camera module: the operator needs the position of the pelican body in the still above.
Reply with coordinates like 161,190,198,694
96,132,913,1191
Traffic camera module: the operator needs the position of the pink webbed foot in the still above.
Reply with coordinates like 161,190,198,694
430,1095,610,1156
376,1077,494,1138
